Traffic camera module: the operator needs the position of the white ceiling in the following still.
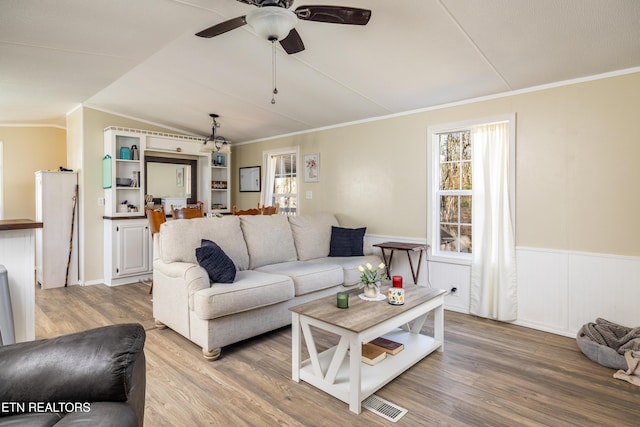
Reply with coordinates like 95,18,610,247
2,0,640,143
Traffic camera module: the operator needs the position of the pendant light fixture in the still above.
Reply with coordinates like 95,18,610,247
201,114,231,153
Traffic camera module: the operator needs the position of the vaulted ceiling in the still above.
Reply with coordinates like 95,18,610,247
2,0,640,143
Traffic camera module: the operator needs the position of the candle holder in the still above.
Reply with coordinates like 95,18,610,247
337,291,349,309
388,287,405,305
392,275,403,288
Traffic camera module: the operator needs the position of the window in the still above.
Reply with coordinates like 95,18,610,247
428,115,515,262
438,131,472,254
262,147,299,215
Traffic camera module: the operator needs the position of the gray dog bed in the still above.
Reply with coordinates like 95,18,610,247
577,318,640,370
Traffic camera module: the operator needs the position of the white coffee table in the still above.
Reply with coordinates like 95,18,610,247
290,286,445,414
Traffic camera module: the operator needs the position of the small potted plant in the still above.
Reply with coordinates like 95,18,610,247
358,262,388,298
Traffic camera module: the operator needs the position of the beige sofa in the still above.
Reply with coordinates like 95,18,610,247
152,212,382,359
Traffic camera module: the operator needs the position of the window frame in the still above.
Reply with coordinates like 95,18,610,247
427,114,516,265
260,146,300,215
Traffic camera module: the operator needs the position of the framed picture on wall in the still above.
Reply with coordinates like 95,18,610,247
239,166,261,192
176,167,184,187
304,153,320,182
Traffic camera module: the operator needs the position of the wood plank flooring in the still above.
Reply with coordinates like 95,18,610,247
35,283,639,426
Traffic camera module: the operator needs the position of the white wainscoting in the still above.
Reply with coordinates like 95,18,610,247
366,235,640,338
427,260,471,313
516,247,640,337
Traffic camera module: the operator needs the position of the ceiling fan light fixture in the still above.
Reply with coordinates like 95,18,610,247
246,6,297,41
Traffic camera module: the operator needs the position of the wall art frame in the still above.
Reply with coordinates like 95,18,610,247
239,166,261,192
304,153,320,182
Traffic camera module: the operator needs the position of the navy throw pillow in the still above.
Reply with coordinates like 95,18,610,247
196,239,236,284
329,226,366,257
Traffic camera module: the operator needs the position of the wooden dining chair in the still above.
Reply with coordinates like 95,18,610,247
232,205,261,215
260,203,279,215
145,206,167,294
146,206,167,236
171,203,205,219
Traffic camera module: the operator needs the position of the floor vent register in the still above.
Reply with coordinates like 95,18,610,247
361,394,408,422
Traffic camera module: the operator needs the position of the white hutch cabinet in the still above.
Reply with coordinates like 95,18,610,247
103,127,227,286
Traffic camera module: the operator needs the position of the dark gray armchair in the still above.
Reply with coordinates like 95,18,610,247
0,323,146,427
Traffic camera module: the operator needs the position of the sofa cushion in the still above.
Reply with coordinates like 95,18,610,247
288,213,339,261
256,261,344,296
196,240,236,284
192,270,294,320
159,216,250,270
314,254,384,286
329,226,366,257
240,215,297,269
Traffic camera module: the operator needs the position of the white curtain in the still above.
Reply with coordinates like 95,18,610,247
261,155,277,207
470,122,517,321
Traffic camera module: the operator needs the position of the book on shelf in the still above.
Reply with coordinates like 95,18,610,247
368,337,404,355
361,343,387,366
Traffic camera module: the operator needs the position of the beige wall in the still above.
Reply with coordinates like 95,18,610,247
0,126,67,219
232,72,640,257
12,72,637,284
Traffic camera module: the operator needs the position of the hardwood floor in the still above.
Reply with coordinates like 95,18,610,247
35,283,639,426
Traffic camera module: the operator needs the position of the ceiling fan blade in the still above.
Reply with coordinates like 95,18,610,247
279,28,305,54
294,6,371,25
195,16,247,38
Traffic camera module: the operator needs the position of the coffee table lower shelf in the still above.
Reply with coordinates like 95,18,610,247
299,329,441,411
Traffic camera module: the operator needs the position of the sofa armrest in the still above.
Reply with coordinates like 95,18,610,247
153,260,210,307
0,324,145,418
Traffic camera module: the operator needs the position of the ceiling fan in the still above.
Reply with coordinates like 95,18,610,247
195,0,372,55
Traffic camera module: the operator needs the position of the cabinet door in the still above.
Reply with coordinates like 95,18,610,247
116,222,149,276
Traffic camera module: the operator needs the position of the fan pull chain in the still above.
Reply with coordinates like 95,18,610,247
271,40,278,104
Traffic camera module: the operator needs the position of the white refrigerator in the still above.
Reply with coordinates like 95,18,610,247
35,171,79,288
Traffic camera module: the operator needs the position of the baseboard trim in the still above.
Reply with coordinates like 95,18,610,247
512,320,576,338
444,305,469,315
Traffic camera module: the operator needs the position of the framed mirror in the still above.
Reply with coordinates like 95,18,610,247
144,156,198,205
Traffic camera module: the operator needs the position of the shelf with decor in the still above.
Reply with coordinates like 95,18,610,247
210,152,230,212
104,129,145,217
